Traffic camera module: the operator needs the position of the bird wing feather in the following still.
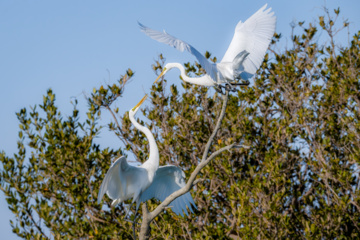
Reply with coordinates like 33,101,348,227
138,22,218,82
139,165,196,217
221,4,276,78
97,156,133,204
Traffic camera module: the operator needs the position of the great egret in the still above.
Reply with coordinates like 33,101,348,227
139,4,276,93
97,95,196,217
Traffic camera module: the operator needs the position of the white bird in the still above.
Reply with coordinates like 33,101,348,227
97,95,196,217
139,4,276,92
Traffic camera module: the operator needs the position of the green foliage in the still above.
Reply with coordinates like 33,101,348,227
1,8,360,239
0,80,134,239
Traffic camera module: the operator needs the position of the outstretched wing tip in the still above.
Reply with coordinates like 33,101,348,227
138,21,147,31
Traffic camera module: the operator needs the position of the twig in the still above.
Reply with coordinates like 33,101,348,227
105,106,123,135
192,178,204,186
86,212,108,224
26,208,49,239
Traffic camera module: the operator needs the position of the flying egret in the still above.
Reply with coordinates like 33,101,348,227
139,4,276,93
97,95,196,217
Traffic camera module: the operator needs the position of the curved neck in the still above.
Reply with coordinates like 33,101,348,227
167,63,215,87
129,112,159,172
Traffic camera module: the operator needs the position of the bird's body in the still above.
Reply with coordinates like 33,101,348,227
99,156,156,208
97,95,195,216
139,4,276,89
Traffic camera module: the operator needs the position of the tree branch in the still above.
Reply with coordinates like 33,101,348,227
105,105,122,131
139,203,151,240
201,90,229,162
138,90,249,240
148,143,248,221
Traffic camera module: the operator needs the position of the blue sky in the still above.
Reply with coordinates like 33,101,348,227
0,0,359,238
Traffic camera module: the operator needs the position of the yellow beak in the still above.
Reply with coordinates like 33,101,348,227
153,67,167,84
132,94,148,111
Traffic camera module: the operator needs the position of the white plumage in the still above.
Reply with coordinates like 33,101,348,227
140,165,196,216
97,95,196,217
139,4,276,87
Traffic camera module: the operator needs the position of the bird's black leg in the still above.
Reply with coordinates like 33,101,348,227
215,84,233,95
225,83,233,92
123,210,139,239
215,81,249,95
223,80,251,93
225,83,239,92
232,80,250,86
214,85,224,95
123,202,135,220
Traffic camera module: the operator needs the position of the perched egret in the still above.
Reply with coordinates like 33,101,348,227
139,4,276,93
97,95,196,217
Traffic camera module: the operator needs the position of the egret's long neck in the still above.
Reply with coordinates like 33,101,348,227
167,63,215,87
129,113,159,173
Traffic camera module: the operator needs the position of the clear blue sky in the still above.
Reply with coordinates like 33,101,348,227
0,0,359,238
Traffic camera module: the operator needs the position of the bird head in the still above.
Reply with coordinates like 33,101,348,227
130,94,148,116
153,63,174,84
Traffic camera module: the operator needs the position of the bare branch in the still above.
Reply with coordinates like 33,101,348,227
105,106,122,131
193,178,204,186
86,212,108,224
201,90,229,162
139,203,151,240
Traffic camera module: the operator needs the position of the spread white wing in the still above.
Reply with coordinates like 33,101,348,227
221,4,276,79
97,156,133,204
140,165,196,217
139,22,218,82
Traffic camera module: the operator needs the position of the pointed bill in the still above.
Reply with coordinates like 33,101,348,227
154,68,167,84
132,94,148,111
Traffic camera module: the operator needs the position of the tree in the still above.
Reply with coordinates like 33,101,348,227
1,7,360,239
